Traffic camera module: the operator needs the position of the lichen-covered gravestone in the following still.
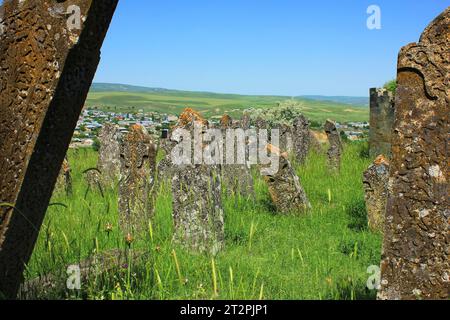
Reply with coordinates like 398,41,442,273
98,123,122,188
369,88,395,158
324,120,342,171
84,168,103,195
219,115,255,198
55,157,72,196
171,109,225,254
241,112,251,130
118,125,157,237
277,123,294,155
378,8,449,300
292,115,311,164
0,0,117,298
363,155,390,233
262,145,311,213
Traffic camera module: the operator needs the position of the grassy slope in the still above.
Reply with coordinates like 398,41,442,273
27,142,381,300
86,91,369,123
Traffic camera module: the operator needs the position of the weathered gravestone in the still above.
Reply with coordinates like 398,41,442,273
277,123,294,155
19,249,148,299
369,88,395,158
241,112,251,131
156,134,177,183
254,117,268,131
171,109,225,254
0,0,117,298
118,125,157,237
219,114,233,129
98,123,121,188
262,145,311,213
324,120,342,171
363,155,390,233
219,115,255,198
84,168,103,195
292,115,311,164
378,8,449,300
55,157,72,196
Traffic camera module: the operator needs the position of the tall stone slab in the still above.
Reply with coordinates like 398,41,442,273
55,157,72,196
292,115,311,164
219,115,255,199
171,109,224,255
363,155,390,233
98,123,121,188
378,8,449,300
84,168,103,195
172,164,224,255
118,125,157,237
0,0,117,298
254,117,268,131
263,145,311,214
324,120,342,172
241,112,251,130
277,123,294,155
369,88,395,158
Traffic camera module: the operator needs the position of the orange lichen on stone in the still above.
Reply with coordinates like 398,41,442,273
175,108,208,129
220,114,232,128
61,159,70,173
130,124,143,132
124,124,149,143
311,130,327,144
374,154,390,166
266,144,288,159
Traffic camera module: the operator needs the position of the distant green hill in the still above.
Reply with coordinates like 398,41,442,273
299,95,369,107
87,83,369,123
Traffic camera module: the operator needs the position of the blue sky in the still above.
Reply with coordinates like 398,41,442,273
8,0,448,96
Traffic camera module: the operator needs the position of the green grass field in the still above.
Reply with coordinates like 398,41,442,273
86,90,369,123
26,142,382,300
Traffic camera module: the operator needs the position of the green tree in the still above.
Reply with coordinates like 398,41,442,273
383,79,397,93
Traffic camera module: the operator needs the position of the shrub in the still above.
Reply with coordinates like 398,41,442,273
347,198,368,232
245,99,307,127
383,79,397,93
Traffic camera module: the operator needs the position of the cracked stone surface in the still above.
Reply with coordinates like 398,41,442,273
118,125,157,237
378,7,449,300
171,109,225,255
0,0,117,298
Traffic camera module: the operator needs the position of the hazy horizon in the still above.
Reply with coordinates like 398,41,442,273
91,81,370,98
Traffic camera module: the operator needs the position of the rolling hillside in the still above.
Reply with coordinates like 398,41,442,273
86,83,369,123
